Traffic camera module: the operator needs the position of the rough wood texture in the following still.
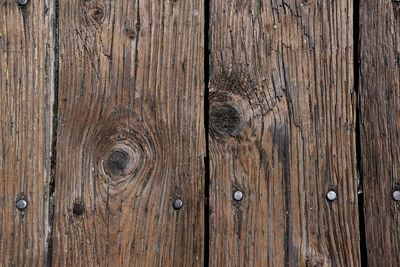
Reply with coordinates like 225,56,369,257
208,0,360,265
0,0,55,266
51,0,205,265
359,0,400,265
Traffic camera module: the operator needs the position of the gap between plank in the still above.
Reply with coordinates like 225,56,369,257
46,0,59,265
204,0,211,266
354,0,368,265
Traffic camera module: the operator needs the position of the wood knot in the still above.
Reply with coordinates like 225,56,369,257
100,142,144,184
105,150,130,176
100,141,145,182
83,1,105,26
91,8,104,20
208,71,262,142
86,108,160,197
210,104,242,137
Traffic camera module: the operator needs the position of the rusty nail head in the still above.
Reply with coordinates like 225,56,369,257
17,0,28,5
326,191,337,201
233,191,243,201
16,199,27,210
393,191,400,201
173,199,183,210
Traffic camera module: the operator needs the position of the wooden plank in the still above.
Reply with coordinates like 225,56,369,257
359,0,400,265
0,0,55,266
52,0,205,265
208,0,360,265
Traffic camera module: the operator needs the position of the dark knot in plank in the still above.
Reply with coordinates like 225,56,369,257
82,1,105,26
92,8,104,20
105,150,130,176
86,108,160,198
100,142,144,185
210,104,242,137
208,70,264,142
208,73,260,143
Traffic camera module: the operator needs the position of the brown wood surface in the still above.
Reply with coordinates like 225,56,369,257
208,0,360,265
4,0,400,265
51,0,205,265
0,0,55,266
359,0,400,265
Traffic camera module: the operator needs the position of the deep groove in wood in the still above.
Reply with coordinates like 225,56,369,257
46,0,60,265
354,0,368,265
204,0,210,266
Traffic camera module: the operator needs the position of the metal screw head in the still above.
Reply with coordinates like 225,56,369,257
233,191,243,201
16,0,28,6
173,199,183,210
326,191,337,201
393,191,400,201
16,199,27,210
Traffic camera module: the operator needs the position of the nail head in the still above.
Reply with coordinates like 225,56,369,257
173,199,183,210
393,191,400,201
16,199,27,210
73,203,84,215
326,191,337,201
17,0,28,6
233,191,243,201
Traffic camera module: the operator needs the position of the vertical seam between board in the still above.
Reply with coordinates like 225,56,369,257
354,0,368,265
204,0,210,266
46,0,59,265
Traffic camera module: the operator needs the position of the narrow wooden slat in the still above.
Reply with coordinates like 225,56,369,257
0,0,55,265
359,0,400,265
52,0,205,265
208,0,360,265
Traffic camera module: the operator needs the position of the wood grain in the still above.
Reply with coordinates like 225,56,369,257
359,0,400,265
51,0,205,265
208,0,360,265
0,0,55,266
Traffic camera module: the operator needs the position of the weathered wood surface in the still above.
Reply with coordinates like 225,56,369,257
7,0,400,265
51,0,205,265
359,0,400,265
208,0,360,265
0,0,55,266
